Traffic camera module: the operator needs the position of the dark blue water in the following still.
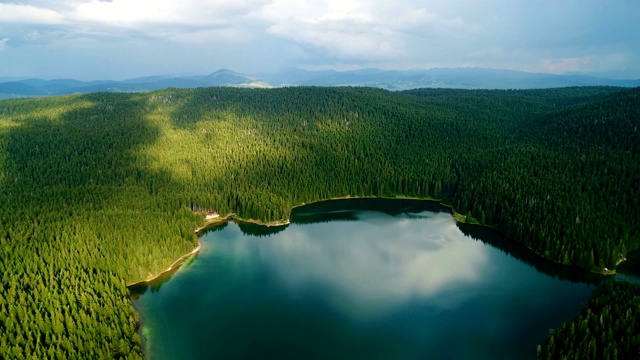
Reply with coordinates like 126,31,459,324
131,200,598,360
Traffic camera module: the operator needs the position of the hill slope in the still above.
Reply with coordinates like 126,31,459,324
0,86,637,358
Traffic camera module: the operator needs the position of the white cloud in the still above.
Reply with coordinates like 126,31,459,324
74,0,179,26
255,0,472,62
523,52,635,75
268,20,401,60
534,57,594,74
168,27,254,44
0,38,8,51
71,0,266,28
0,3,64,24
0,0,638,78
235,212,489,318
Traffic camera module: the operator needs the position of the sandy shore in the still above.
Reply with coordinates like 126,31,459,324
127,244,202,288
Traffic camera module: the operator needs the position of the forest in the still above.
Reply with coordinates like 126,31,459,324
0,86,638,358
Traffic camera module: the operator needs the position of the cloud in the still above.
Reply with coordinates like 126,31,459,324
536,57,594,74
233,212,489,318
257,1,469,61
73,0,182,26
0,0,638,79
0,3,64,24
0,38,8,51
522,52,635,75
71,0,267,28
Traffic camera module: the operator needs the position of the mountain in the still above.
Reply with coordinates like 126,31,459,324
55,78,209,94
0,81,48,96
1,67,639,98
282,67,640,90
260,68,337,86
199,68,255,85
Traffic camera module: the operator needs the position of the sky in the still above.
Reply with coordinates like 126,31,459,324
1,0,639,80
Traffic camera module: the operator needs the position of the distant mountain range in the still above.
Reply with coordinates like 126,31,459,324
1,67,639,99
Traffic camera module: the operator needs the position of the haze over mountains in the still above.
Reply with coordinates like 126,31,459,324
1,67,639,99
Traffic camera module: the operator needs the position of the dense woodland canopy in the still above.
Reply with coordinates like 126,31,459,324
539,281,640,360
0,86,638,358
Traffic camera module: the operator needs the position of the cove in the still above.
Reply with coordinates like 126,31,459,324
130,199,600,360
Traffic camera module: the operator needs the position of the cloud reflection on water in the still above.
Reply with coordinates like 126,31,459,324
224,211,490,319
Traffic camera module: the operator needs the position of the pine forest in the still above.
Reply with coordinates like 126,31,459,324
0,86,638,359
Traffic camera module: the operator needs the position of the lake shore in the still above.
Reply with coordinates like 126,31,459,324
130,200,600,360
128,195,614,289
127,244,201,288
127,195,614,359
127,212,289,288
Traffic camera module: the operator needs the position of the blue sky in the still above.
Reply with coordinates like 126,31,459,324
1,0,639,80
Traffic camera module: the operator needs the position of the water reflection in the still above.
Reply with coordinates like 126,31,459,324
226,211,489,318
456,222,603,284
616,248,640,283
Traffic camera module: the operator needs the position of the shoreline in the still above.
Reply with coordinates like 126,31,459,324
128,195,617,288
127,244,201,289
126,195,623,360
287,195,620,276
127,213,291,289
194,213,236,234
127,214,237,288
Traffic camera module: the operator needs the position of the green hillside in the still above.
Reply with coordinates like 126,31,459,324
0,86,638,358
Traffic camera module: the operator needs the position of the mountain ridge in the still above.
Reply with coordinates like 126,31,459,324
1,67,639,99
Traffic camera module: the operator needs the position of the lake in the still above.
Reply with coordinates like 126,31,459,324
130,199,600,360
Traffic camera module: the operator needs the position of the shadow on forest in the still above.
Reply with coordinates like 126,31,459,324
0,92,211,357
456,222,604,285
2,93,162,209
1,89,615,286
0,92,210,282
160,86,356,219
290,198,450,225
